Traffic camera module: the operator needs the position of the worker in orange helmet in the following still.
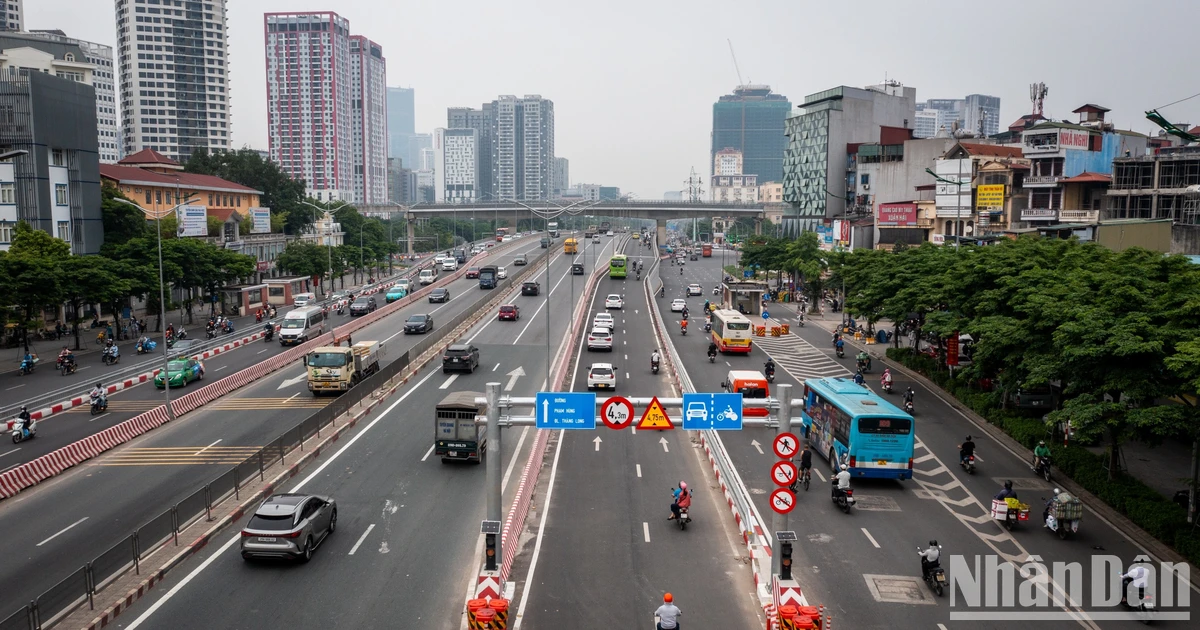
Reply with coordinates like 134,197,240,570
655,592,681,629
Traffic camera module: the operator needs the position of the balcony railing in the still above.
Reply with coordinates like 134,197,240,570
1023,175,1062,186
1021,208,1058,221
1058,209,1100,223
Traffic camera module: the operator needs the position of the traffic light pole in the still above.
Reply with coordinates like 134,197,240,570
485,381,502,569
771,383,792,578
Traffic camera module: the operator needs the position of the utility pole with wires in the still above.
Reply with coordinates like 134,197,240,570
684,167,705,202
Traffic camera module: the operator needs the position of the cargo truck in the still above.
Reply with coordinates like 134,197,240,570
435,391,487,463
702,244,713,257
305,338,381,395
478,265,498,289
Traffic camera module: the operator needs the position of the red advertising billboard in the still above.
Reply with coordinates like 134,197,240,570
878,202,918,226
946,332,960,367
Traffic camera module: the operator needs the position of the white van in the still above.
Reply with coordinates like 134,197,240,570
278,306,325,346
419,269,437,285
292,292,316,307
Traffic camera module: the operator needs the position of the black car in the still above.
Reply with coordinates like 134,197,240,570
429,287,450,303
442,344,481,373
404,314,433,334
521,281,540,296
349,296,377,316
571,263,585,275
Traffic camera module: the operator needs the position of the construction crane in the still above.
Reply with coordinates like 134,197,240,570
727,39,744,86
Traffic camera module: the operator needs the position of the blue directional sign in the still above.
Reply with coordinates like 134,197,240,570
682,392,743,430
536,392,597,430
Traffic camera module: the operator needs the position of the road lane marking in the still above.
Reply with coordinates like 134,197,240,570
0,448,18,458
813,469,827,483
861,527,880,548
420,444,434,462
193,439,222,456
348,524,376,555
127,368,442,629
284,393,298,403
439,374,458,389
512,428,565,629
1,463,18,473
37,517,89,547
643,522,651,543
89,413,110,422
636,464,642,478
6,384,24,390
493,363,500,372
257,349,269,355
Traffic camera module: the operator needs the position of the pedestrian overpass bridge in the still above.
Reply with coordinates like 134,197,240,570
356,200,767,251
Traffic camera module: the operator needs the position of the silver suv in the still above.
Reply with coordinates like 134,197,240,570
240,493,337,562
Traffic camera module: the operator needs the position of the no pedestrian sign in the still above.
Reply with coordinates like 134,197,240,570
773,432,799,459
601,396,634,430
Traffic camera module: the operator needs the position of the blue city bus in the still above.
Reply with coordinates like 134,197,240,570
800,377,914,479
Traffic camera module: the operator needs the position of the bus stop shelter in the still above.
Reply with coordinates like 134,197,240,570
718,280,769,317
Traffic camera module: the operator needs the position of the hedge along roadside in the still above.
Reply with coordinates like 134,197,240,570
0,238,542,500
884,346,1200,575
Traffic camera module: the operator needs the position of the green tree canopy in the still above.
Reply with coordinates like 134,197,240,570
183,147,308,234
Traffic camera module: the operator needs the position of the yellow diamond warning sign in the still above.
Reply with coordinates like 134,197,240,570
637,396,674,430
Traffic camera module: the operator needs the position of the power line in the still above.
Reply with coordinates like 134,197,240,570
1156,91,1200,111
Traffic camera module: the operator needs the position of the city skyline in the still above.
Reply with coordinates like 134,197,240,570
26,0,1200,198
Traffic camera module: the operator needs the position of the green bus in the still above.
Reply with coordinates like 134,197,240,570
608,254,628,278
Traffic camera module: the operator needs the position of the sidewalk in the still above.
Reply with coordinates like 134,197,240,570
765,299,1193,504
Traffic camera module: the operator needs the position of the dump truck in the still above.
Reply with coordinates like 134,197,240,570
435,391,487,463
305,338,381,395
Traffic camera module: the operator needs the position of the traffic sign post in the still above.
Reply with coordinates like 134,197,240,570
535,392,597,429
771,383,793,579
681,392,743,430
600,396,634,430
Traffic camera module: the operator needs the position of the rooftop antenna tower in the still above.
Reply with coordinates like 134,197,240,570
1030,82,1049,116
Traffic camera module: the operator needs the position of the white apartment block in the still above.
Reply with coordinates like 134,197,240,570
495,95,555,201
711,174,758,204
115,0,231,163
433,127,478,203
1,0,21,31
713,148,743,176
349,35,387,204
27,30,120,163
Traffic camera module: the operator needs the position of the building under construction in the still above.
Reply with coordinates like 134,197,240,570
1108,144,1200,224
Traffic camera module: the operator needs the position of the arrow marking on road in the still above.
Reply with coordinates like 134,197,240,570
593,436,602,452
659,437,670,453
505,366,525,391
751,440,764,455
277,373,307,390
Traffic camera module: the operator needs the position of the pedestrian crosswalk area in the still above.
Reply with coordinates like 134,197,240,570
751,326,851,382
99,445,262,466
204,397,330,411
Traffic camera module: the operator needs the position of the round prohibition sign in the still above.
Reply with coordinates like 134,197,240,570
773,432,800,459
600,396,634,430
771,461,797,487
769,488,796,514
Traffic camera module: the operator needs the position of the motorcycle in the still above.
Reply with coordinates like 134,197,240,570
882,378,893,394
60,359,77,376
712,287,719,296
677,504,690,530
255,311,263,323
18,355,36,375
89,394,108,416
176,327,188,340
206,327,216,340
1035,456,1052,482
832,480,855,513
765,364,776,383
1044,507,1081,540
336,302,346,316
135,339,157,355
1119,577,1156,624
918,546,948,596
904,399,914,414
961,454,976,475
11,419,36,444
708,350,717,363
835,345,845,359
680,324,687,336
264,327,275,342
856,357,871,373
703,321,711,333
101,346,120,366
651,360,659,375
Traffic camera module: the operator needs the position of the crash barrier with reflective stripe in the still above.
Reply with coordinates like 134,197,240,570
0,354,409,629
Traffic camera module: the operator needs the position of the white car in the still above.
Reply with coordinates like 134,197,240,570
687,284,702,296
604,294,624,310
587,328,613,351
418,269,436,285
587,363,617,390
441,259,459,272
592,312,615,332
592,236,601,244
670,299,687,312
497,266,508,279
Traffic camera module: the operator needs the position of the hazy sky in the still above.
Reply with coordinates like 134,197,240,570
31,0,1200,198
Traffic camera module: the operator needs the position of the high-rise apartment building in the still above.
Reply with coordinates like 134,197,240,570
387,86,414,159
713,148,743,176
1,0,21,31
349,36,387,204
783,83,917,228
408,133,431,173
27,30,120,163
495,95,554,201
448,103,494,198
264,12,387,204
553,157,569,194
115,0,231,163
433,127,478,203
711,85,791,184
913,94,1001,138
965,94,1001,137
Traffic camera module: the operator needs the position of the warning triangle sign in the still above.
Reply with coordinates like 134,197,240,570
637,396,674,430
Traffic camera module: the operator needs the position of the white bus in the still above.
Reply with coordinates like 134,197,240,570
710,309,752,354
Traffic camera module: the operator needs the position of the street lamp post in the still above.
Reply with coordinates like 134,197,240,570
114,196,198,422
